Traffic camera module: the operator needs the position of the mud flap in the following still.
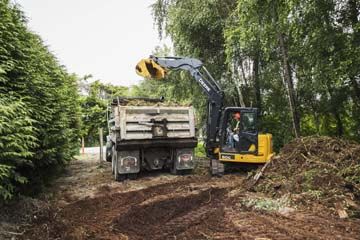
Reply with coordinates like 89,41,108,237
117,150,140,174
175,148,194,171
211,159,224,176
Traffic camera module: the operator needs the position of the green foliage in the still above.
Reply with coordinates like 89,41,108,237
194,141,206,158
0,0,81,201
79,80,129,146
151,0,360,149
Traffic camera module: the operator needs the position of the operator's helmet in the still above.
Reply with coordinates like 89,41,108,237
233,112,241,120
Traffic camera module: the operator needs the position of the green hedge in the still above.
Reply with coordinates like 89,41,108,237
0,0,81,201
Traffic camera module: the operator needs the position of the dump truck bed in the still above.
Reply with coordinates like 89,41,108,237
107,98,197,180
110,105,196,141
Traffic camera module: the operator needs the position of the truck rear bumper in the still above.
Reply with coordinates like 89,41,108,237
116,138,198,150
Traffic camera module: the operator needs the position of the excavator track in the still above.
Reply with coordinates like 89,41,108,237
211,159,224,176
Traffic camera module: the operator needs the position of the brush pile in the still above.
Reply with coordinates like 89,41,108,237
253,136,360,217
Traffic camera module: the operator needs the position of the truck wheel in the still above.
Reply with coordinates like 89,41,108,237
106,141,113,162
128,173,138,180
173,169,192,175
115,173,126,182
171,164,190,175
182,169,192,175
170,163,178,175
111,147,116,174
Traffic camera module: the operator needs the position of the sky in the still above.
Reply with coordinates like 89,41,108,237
16,0,171,86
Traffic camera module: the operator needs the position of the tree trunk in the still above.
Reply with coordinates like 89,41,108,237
234,75,246,107
233,60,246,107
334,111,344,136
239,59,248,86
278,32,301,138
350,77,360,105
348,0,360,104
327,84,344,136
253,52,261,114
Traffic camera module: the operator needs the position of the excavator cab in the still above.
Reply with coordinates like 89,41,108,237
219,107,273,164
221,108,258,153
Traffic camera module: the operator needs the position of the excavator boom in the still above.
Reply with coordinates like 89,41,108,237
136,56,224,157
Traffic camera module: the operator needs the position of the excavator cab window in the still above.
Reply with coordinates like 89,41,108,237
241,112,256,132
221,108,258,154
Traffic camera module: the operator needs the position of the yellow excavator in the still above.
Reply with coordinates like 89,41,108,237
136,56,274,175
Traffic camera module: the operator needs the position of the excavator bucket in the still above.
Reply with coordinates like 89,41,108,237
135,59,166,80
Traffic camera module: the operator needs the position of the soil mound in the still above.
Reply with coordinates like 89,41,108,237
253,136,360,216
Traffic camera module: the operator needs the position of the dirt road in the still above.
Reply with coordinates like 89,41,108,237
2,153,360,240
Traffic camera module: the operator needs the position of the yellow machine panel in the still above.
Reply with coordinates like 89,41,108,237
219,133,274,163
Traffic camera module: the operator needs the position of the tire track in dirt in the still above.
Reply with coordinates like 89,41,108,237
23,177,202,239
18,154,360,240
112,188,226,240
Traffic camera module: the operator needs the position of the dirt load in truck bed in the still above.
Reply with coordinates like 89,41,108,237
1,138,360,240
111,97,190,107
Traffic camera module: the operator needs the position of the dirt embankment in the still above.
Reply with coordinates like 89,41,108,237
1,137,360,240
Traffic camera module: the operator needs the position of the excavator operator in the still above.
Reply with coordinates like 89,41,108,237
227,112,241,148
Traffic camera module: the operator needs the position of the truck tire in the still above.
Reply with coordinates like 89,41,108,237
128,173,138,180
170,160,178,175
111,146,116,175
115,173,126,182
106,141,113,162
171,162,190,175
114,160,126,182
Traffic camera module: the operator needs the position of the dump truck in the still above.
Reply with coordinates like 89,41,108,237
106,97,198,181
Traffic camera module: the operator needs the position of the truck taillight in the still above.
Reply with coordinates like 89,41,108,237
121,156,137,166
178,153,192,162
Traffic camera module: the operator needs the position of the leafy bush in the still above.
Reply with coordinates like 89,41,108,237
194,141,206,158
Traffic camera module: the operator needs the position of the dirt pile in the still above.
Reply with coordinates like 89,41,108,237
253,136,360,217
111,97,190,107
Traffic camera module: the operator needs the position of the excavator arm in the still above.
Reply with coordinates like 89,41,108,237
136,56,224,157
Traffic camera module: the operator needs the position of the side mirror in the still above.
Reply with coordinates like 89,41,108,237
135,59,167,80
